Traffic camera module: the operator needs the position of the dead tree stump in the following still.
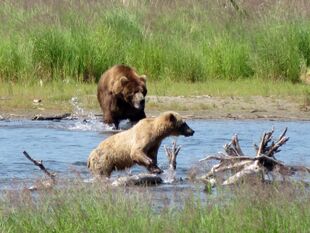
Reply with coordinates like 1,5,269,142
199,128,310,186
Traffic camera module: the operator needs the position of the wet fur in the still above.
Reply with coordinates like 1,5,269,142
87,111,194,177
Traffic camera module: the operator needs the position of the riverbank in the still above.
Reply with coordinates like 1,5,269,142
1,94,309,121
1,80,310,120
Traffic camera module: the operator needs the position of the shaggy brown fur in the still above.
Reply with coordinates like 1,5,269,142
97,64,147,129
87,111,194,177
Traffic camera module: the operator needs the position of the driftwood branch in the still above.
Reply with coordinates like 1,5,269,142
23,151,56,180
222,160,263,185
199,128,309,186
255,128,273,156
200,154,255,162
255,127,289,158
22,151,56,190
164,141,181,170
266,128,289,157
224,134,244,156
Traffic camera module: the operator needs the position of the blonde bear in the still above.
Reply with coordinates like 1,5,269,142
87,111,194,177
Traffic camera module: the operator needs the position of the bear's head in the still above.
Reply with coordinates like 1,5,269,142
112,75,147,110
161,111,195,137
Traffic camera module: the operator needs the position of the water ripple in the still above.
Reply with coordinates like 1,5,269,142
0,119,309,186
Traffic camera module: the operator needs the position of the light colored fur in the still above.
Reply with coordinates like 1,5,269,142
87,111,186,177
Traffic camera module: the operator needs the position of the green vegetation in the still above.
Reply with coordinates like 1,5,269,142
1,79,310,114
1,0,310,84
0,182,309,233
2,0,310,114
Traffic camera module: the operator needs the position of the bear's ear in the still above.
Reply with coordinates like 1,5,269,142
119,76,129,85
168,113,176,123
112,76,128,94
139,75,147,83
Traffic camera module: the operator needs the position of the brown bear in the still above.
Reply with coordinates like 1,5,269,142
97,64,147,129
87,111,195,177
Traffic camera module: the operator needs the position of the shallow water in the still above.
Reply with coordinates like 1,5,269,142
0,117,310,190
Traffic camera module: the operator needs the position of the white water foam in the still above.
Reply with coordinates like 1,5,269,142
66,97,115,132
65,97,132,132
70,97,86,117
67,119,114,132
161,167,177,184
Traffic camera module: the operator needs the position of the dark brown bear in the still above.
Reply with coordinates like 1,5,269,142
97,65,147,129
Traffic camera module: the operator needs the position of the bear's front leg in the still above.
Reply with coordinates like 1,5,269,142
102,94,120,129
131,150,162,173
129,111,146,125
102,110,119,129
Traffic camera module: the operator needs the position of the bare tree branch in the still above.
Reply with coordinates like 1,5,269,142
164,140,181,170
199,128,309,186
23,151,56,183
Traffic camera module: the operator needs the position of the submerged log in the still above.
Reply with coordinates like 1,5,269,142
111,173,163,186
112,140,181,186
200,128,310,186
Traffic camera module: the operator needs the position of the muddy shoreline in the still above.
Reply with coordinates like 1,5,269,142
0,95,310,121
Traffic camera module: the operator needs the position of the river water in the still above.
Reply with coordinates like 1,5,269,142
0,116,309,190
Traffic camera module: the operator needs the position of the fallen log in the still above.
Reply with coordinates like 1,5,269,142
111,173,162,186
111,140,181,186
32,113,72,121
199,128,310,186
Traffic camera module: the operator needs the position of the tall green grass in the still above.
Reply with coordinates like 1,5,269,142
1,0,310,83
0,182,309,233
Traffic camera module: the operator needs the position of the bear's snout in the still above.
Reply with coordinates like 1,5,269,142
180,122,195,137
184,128,195,137
132,92,145,110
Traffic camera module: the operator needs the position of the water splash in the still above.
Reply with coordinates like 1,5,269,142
67,97,114,132
70,97,87,118
83,177,96,183
66,119,109,132
161,167,177,184
69,97,132,131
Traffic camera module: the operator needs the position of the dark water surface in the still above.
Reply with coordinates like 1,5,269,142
0,118,309,190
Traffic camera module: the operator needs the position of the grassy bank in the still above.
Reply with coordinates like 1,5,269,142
1,79,310,115
1,0,310,83
0,182,309,233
